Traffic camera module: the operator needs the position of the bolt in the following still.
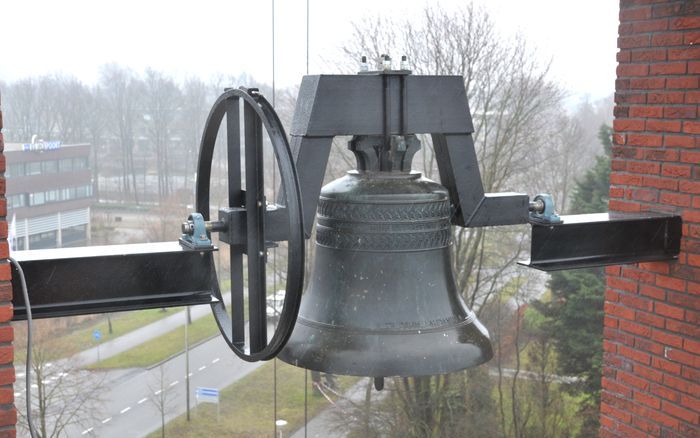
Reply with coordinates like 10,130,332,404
360,55,369,72
259,251,265,257
257,201,263,207
400,55,409,70
382,54,392,70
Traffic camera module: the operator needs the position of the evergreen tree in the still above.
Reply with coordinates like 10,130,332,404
534,124,612,436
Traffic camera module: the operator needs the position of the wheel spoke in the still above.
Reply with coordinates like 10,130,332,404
226,97,245,347
244,101,267,353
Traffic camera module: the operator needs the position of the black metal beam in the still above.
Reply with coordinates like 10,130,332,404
519,212,682,271
11,242,217,320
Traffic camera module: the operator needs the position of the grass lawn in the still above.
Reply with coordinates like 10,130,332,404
89,312,220,369
14,307,186,363
147,360,358,437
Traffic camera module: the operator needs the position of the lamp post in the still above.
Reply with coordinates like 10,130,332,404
275,419,287,438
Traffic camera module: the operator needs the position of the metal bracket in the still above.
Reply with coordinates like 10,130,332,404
179,212,214,250
528,193,563,225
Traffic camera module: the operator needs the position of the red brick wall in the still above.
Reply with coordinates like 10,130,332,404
0,90,16,436
602,1,700,437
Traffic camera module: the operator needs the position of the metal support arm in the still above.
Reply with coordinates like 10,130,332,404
11,242,217,320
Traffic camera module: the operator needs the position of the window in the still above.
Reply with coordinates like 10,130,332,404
29,192,45,206
73,157,88,170
61,224,87,247
59,158,73,172
8,194,26,208
28,231,57,250
26,162,42,175
42,160,58,174
7,163,25,177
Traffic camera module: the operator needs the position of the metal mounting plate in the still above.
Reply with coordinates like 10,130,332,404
519,212,682,271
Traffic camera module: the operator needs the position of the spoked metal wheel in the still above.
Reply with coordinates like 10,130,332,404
195,87,304,362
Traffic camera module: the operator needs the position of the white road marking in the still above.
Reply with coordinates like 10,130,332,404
81,427,93,435
198,365,206,371
137,398,148,404
102,417,112,424
120,407,131,414
169,380,179,387
212,358,220,364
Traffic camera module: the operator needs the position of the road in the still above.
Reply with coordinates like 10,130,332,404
67,335,264,438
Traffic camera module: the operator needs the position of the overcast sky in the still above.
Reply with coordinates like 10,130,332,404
1,0,618,102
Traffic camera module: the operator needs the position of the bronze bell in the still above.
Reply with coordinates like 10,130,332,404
278,135,492,377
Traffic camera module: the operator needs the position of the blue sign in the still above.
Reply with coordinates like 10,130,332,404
22,141,61,152
195,387,219,404
93,329,102,341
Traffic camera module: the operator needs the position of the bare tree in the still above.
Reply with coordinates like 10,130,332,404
100,64,142,204
149,365,177,438
16,323,105,438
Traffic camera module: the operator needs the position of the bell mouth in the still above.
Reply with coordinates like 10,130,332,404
278,314,493,378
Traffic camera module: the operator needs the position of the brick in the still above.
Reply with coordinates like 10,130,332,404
660,192,691,207
630,77,666,89
617,64,649,77
0,408,16,428
644,148,679,161
651,329,684,348
611,173,643,185
690,61,700,74
686,31,700,45
663,106,697,119
651,32,684,46
602,377,633,398
647,91,684,103
687,90,700,103
684,338,700,355
620,6,652,21
670,16,700,30
649,62,686,75
620,319,652,336
632,18,669,33
629,105,662,117
666,318,699,337
622,267,655,284
683,121,700,135
614,105,629,118
631,415,661,436
667,290,700,310
655,301,685,320
610,276,641,293
651,382,681,402
656,274,686,292
662,400,699,424
616,91,647,104
646,119,681,132
634,390,662,409
627,161,661,174
609,199,642,212
666,348,700,367
669,46,700,60
642,175,678,190
680,150,700,163
639,261,671,275
619,369,650,390
627,133,663,146
606,301,636,320
614,118,646,131
661,163,692,177
619,344,651,365
666,76,699,89
651,357,681,376
636,310,665,328
631,48,667,62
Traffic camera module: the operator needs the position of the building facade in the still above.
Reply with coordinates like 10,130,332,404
5,140,93,250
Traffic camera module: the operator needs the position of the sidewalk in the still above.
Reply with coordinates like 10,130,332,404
69,293,231,367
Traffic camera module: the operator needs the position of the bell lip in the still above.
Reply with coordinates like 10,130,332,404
277,321,494,378
279,346,494,378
